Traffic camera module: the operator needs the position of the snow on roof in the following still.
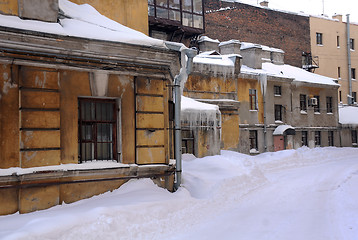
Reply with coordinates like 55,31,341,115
0,0,166,48
219,39,241,47
339,105,358,126
198,36,220,43
194,53,240,67
181,96,219,112
241,42,285,53
241,63,338,86
273,125,295,135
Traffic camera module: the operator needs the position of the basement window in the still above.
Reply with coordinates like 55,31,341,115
315,131,321,147
249,130,258,151
78,98,118,163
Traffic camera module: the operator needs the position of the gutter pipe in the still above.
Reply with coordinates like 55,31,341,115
347,14,352,105
165,42,197,190
259,73,268,152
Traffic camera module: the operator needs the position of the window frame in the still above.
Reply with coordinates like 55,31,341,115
249,89,258,110
314,95,320,113
350,38,355,50
148,0,204,30
338,66,341,79
352,130,358,145
301,131,308,146
352,92,357,103
274,85,282,96
326,96,333,113
300,94,307,112
352,68,356,80
315,131,321,147
249,130,258,151
316,32,323,45
328,131,334,146
78,97,120,163
274,104,283,121
337,35,340,48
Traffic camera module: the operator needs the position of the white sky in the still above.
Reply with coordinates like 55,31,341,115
238,0,358,23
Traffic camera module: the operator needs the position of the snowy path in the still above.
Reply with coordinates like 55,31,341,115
0,148,358,240
173,158,358,240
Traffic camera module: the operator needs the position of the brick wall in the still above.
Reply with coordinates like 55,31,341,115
204,0,311,67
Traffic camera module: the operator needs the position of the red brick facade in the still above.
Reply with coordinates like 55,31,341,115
204,0,311,67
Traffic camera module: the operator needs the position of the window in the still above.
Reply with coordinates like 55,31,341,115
300,94,307,111
78,98,118,163
339,91,342,102
275,104,283,121
315,131,321,147
182,129,194,154
352,68,356,80
302,131,308,146
326,96,333,113
338,67,341,79
274,85,281,96
314,95,320,113
328,131,334,146
249,130,258,151
249,89,257,110
316,33,323,45
337,36,340,47
353,92,357,103
352,130,358,145
148,0,204,29
350,38,355,50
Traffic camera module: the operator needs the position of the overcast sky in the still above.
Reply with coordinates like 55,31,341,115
237,0,358,23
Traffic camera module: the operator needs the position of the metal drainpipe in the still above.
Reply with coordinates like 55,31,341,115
347,14,352,105
168,46,196,191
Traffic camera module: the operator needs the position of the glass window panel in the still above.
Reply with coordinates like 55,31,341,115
97,143,112,160
193,15,203,29
81,102,94,120
182,0,192,12
183,13,193,27
157,0,168,7
82,124,93,140
169,10,181,21
97,124,112,142
148,0,154,4
193,0,202,13
157,7,169,19
149,6,155,16
169,0,180,9
82,143,94,161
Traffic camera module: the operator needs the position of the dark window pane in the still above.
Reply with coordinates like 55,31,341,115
157,7,169,19
148,6,155,16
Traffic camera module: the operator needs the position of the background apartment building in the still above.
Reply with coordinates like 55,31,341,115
310,14,358,105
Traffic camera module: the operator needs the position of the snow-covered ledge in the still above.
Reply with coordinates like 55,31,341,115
0,162,175,187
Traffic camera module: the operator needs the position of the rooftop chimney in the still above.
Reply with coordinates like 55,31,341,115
332,14,343,22
260,1,269,7
18,0,59,23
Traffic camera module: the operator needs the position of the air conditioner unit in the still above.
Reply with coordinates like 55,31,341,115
310,98,318,106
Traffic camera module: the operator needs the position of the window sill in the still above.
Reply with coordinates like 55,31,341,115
300,110,307,115
250,149,260,154
249,109,258,112
275,120,283,124
314,112,321,115
274,94,281,97
327,112,333,115
317,44,324,47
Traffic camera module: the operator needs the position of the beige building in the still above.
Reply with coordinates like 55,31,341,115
310,15,358,105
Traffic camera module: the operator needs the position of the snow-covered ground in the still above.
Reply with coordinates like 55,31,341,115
1,147,358,240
